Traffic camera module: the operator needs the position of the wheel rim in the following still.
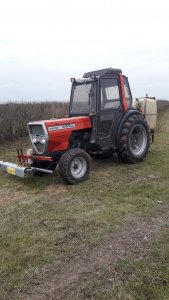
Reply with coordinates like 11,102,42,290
129,124,147,156
71,157,87,179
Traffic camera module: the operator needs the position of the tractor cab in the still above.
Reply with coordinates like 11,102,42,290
69,68,132,116
69,68,133,147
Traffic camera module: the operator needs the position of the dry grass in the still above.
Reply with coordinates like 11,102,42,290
0,101,68,143
157,99,169,111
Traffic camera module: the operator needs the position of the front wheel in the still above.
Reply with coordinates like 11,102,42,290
59,148,91,184
118,114,150,163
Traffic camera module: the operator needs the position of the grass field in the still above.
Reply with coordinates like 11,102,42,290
0,107,169,299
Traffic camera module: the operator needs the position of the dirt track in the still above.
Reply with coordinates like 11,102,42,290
24,205,169,300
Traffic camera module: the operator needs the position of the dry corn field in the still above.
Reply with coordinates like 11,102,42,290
0,101,68,143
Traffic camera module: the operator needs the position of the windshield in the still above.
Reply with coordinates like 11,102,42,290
71,82,92,113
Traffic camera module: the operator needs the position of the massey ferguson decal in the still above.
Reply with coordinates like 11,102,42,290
48,124,75,131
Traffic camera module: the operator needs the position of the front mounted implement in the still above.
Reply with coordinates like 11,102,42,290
0,149,54,178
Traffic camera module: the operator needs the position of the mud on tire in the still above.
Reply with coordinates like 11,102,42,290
59,148,91,184
118,114,150,163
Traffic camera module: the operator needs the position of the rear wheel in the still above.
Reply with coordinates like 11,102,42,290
59,148,91,184
118,114,150,163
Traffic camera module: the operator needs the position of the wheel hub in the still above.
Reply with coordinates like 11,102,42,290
71,157,87,179
129,124,147,156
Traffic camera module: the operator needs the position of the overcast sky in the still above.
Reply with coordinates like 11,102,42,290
0,0,169,102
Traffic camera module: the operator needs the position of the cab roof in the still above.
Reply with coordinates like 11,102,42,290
83,68,122,78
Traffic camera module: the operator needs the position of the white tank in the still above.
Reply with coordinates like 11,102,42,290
132,97,157,130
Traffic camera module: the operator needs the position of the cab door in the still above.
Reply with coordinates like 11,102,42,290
96,76,124,148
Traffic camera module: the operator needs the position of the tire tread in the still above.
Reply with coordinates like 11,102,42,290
118,114,150,164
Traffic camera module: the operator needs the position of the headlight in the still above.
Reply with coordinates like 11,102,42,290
41,138,46,144
32,135,45,144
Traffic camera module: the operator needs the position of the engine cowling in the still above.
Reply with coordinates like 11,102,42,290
28,116,92,154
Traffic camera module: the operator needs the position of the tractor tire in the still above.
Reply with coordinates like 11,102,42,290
118,114,150,163
59,148,91,184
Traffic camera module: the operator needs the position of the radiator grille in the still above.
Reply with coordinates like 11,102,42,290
28,123,48,154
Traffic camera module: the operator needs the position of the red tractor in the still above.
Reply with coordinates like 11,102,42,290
0,68,152,184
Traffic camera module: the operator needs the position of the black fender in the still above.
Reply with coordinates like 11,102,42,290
115,109,143,148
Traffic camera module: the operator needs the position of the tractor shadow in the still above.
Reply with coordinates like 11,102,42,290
91,152,121,169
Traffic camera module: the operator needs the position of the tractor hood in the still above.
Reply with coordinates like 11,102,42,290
44,116,92,131
28,116,92,154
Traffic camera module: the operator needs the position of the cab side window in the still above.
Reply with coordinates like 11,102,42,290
101,78,121,110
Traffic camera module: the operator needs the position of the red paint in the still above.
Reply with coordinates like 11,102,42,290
44,116,92,152
17,155,32,160
17,154,53,162
32,155,53,161
119,73,127,112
